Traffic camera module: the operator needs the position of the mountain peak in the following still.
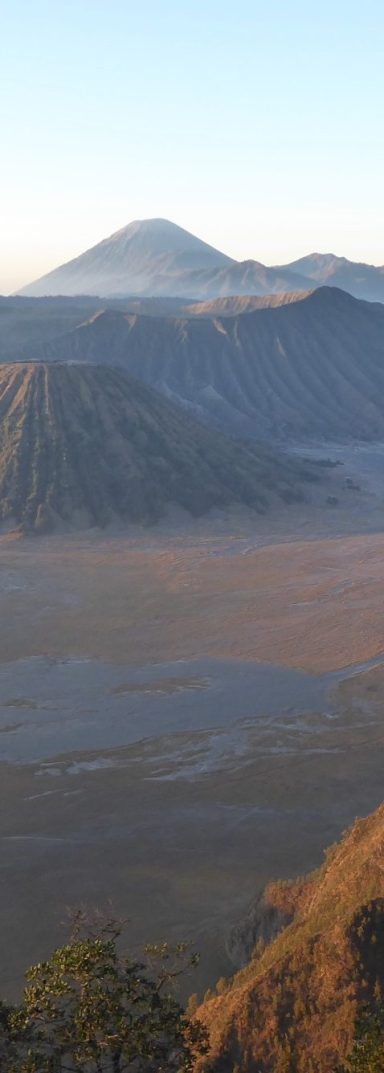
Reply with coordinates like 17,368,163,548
107,216,219,246
18,219,233,299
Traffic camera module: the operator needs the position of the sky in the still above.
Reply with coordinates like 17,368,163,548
1,0,384,292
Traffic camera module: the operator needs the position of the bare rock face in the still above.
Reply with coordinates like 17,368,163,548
0,362,312,532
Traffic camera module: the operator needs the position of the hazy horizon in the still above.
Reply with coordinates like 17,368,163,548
2,0,384,292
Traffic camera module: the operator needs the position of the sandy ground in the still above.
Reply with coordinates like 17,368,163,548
1,443,384,1000
3,520,384,673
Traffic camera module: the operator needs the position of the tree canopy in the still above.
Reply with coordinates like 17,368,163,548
0,917,206,1073
337,1008,384,1073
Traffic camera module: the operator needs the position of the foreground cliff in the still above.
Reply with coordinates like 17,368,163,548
196,802,384,1072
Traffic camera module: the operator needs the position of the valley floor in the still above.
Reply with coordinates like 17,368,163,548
2,443,384,999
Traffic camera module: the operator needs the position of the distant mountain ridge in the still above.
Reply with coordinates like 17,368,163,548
280,251,384,303
17,218,384,302
0,292,311,361
21,287,384,443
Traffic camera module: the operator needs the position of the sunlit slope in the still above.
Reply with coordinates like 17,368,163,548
197,800,384,1073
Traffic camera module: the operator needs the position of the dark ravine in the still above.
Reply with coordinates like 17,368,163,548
21,286,384,442
226,891,292,969
0,362,315,532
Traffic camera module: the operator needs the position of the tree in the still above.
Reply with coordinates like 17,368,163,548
1,917,207,1073
337,1007,384,1073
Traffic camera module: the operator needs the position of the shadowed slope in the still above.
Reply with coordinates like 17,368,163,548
197,801,384,1073
24,287,384,442
0,294,308,361
0,295,193,360
0,363,312,532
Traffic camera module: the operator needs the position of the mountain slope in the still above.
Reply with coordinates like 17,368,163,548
17,219,233,299
23,287,384,443
0,363,313,532
196,800,384,1073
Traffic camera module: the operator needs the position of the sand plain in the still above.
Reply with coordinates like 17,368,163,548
1,444,384,999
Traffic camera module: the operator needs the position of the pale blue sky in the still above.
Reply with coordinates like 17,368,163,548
1,0,383,291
